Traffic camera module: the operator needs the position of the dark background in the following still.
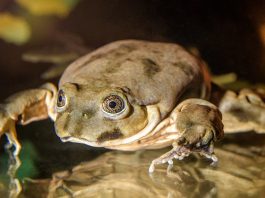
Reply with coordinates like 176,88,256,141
0,0,265,100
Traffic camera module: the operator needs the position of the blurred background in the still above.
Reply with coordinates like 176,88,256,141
0,0,265,100
0,0,265,189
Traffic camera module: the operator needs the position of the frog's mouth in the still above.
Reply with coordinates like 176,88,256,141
61,105,161,148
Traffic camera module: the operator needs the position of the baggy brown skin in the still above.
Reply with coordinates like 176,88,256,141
0,40,265,172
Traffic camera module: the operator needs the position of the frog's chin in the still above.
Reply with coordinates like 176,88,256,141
61,105,161,148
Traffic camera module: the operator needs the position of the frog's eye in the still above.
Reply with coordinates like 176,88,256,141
57,90,67,108
102,95,126,115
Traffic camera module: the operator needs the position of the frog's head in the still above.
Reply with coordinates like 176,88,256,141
54,82,161,148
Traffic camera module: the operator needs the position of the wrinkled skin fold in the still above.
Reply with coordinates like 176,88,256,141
0,40,265,173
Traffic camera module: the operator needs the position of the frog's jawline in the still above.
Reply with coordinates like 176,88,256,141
61,105,161,147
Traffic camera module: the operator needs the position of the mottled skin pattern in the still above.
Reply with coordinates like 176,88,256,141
0,40,265,172
57,40,211,148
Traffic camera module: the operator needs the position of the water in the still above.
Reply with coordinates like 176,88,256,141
1,133,265,198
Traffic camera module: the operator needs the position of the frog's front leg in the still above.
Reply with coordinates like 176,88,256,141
149,99,223,173
0,83,57,156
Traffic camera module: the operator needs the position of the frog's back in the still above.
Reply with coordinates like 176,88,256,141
60,40,210,118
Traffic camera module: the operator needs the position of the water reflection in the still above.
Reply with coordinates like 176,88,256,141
12,134,264,198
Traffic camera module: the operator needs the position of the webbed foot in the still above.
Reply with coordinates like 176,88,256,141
149,144,190,173
149,143,218,173
149,99,223,173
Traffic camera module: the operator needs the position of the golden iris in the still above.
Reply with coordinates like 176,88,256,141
102,95,125,114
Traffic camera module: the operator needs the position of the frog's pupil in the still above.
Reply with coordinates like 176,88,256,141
102,95,125,114
57,90,66,108
59,95,63,102
109,101,117,108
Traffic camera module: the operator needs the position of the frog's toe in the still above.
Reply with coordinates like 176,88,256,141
149,152,174,173
176,126,219,165
4,124,21,156
12,141,21,156
0,109,21,156
149,158,177,173
148,144,192,173
201,152,218,165
198,142,218,165
176,123,216,152
148,162,156,173
201,129,214,145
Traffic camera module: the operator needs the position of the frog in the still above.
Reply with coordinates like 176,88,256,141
1,40,265,173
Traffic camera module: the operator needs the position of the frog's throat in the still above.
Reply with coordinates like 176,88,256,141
63,105,161,147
